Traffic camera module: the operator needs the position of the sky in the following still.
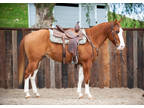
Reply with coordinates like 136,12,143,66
108,3,144,21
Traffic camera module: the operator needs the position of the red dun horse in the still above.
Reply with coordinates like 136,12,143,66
18,19,125,99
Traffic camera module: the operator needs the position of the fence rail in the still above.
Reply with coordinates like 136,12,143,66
0,27,144,30
0,28,144,89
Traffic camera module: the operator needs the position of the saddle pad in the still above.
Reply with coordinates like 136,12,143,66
49,29,87,44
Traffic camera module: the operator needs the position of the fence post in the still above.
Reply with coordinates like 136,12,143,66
45,58,50,88
126,31,134,88
55,61,62,88
142,33,144,90
12,30,18,88
50,59,55,88
5,30,12,88
137,31,144,89
62,63,68,88
0,30,6,88
133,31,138,88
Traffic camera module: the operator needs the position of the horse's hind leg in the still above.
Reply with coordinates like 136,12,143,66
24,75,31,98
24,61,40,98
30,62,41,97
24,64,32,98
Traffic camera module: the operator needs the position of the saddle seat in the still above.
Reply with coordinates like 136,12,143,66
53,25,85,64
54,25,83,40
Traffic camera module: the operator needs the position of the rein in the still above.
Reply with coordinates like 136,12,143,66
82,31,99,59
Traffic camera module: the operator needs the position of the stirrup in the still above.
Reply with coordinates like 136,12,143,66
72,56,78,64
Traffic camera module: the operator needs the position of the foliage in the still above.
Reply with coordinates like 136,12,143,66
108,11,144,28
82,3,94,27
124,3,144,15
0,3,28,28
34,3,55,21
110,3,144,20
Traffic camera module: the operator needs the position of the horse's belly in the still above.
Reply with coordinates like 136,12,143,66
46,45,72,63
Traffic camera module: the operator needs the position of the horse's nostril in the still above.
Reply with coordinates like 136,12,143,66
116,43,119,47
122,45,125,48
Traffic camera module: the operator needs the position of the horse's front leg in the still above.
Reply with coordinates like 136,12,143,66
77,65,84,98
83,61,92,99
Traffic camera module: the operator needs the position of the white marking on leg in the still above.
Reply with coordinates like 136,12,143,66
85,82,92,99
30,69,40,97
117,28,125,50
77,66,84,98
24,75,31,98
38,61,41,69
30,69,38,93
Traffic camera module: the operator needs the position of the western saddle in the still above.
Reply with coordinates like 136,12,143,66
53,22,84,64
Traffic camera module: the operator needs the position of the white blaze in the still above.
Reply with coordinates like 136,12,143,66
117,28,125,50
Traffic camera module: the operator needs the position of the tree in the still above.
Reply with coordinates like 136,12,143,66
109,3,144,20
109,3,144,28
33,3,55,28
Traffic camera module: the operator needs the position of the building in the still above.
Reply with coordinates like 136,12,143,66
28,3,108,28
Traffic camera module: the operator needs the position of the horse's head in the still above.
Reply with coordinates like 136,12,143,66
108,19,125,50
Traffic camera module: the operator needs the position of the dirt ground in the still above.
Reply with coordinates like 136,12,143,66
0,87,144,105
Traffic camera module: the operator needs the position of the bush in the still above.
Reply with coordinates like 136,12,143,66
108,11,144,28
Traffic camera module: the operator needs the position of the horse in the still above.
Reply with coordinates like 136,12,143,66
18,19,125,99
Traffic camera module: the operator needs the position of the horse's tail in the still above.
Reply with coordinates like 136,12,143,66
18,39,25,86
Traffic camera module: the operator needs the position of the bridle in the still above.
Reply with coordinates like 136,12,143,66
110,23,130,77
110,23,120,47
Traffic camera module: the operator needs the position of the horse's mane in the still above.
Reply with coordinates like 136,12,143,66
86,21,112,40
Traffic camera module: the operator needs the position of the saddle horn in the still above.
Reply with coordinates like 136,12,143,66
75,21,80,32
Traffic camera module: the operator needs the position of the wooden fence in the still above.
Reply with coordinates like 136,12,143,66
0,28,144,89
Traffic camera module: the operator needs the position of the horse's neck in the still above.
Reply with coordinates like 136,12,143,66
85,23,111,49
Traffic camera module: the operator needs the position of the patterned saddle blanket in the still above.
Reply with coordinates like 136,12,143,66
49,29,87,44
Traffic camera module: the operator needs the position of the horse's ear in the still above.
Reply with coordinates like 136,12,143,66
114,19,117,24
118,18,122,23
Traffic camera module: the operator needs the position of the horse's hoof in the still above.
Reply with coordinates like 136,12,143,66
25,96,30,99
78,93,83,99
36,95,40,98
79,95,84,99
34,93,40,98
88,96,94,100
87,94,93,100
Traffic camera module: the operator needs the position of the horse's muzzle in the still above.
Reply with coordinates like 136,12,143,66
117,44,125,50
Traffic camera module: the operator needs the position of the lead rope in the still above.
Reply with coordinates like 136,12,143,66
120,50,133,79
120,50,126,65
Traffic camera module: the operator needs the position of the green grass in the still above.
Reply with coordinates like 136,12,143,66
108,11,144,28
0,3,28,28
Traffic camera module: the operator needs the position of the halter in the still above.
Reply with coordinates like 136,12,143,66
110,23,119,47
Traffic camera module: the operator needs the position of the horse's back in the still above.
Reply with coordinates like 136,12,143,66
24,29,49,41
